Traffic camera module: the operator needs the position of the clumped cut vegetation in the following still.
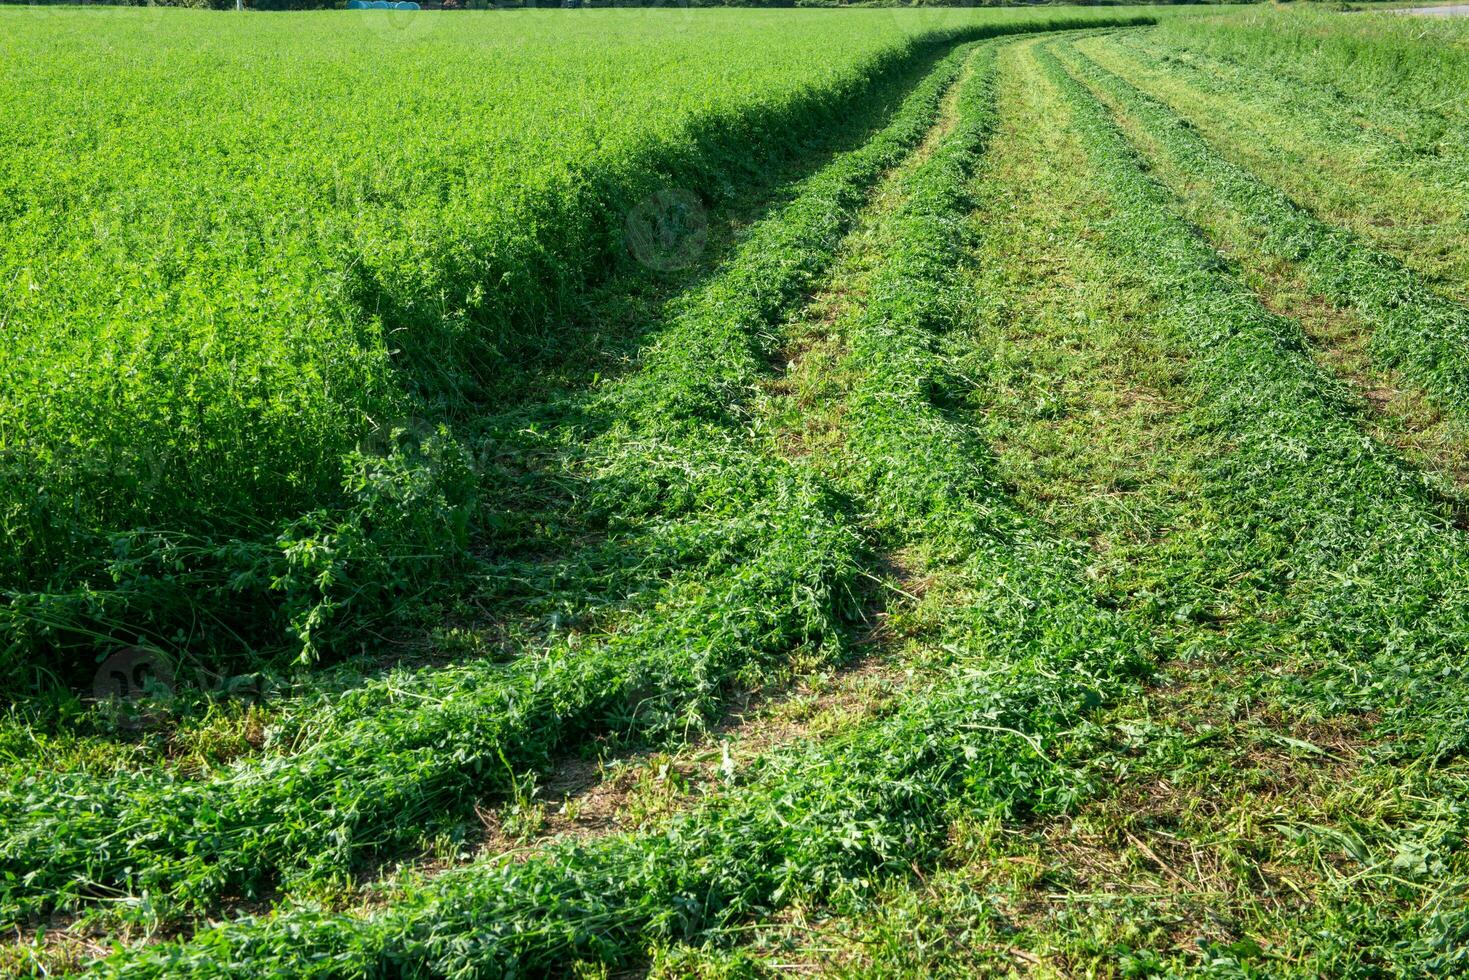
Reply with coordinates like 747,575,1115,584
6,3,1469,976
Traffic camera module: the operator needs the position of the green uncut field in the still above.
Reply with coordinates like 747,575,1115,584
5,3,1469,976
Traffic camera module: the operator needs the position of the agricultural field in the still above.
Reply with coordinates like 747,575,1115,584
3,2,1469,976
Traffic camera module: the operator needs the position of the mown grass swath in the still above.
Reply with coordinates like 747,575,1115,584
1152,7,1469,150
1142,9,1469,285
89,37,1158,978
1042,41,1469,913
1103,26,1466,187
1057,43,1469,426
0,41,986,929
648,33,1469,973
1084,27,1469,294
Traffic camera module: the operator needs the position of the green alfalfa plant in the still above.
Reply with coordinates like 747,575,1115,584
273,427,476,664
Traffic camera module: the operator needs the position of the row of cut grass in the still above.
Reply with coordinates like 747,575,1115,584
709,32,1469,972
1067,31,1469,493
723,35,1469,975
1052,42,1469,429
1151,7,1469,144
477,27,1469,975
1042,35,1469,800
1107,28,1468,179
1090,29,1469,298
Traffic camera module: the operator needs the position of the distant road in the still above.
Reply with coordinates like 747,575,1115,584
1392,3,1469,14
